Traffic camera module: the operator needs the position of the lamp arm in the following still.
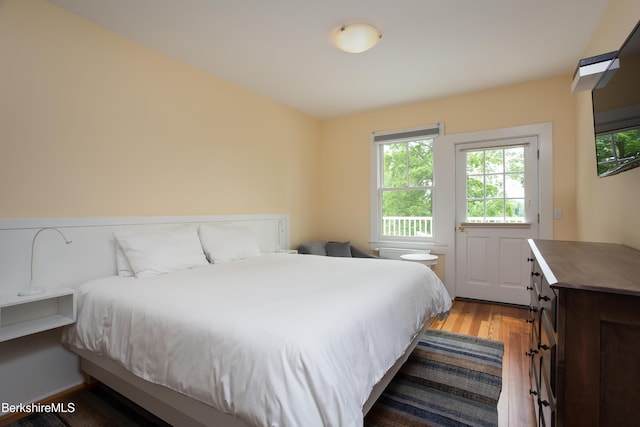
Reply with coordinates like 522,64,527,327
23,227,72,295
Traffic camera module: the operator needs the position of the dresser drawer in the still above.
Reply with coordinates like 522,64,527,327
539,274,558,331
530,259,543,297
529,287,541,336
539,362,557,427
529,280,540,310
527,316,541,358
539,312,557,397
529,349,542,426
531,256,557,331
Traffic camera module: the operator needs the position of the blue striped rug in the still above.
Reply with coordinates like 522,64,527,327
365,329,504,427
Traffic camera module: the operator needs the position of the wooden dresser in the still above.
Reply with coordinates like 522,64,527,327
526,239,640,427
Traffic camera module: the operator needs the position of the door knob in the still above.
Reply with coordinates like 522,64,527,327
458,226,466,232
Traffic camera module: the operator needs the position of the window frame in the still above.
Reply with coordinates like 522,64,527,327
462,144,528,224
370,125,441,249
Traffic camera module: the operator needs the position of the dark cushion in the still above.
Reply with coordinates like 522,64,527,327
296,240,378,259
350,246,377,258
297,240,328,256
326,241,352,257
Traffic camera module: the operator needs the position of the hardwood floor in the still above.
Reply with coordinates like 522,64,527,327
429,298,536,427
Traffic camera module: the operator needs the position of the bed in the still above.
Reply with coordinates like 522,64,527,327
47,216,451,427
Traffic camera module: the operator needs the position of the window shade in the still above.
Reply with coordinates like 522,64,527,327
373,124,441,143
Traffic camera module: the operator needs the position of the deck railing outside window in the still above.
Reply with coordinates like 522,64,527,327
382,216,432,237
465,217,525,223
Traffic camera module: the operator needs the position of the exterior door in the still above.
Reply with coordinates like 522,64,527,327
455,137,539,305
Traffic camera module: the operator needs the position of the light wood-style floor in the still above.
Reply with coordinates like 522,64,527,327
429,299,536,427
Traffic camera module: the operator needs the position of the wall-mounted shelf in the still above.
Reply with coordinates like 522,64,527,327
0,288,76,342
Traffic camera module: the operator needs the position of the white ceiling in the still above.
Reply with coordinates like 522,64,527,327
50,0,609,119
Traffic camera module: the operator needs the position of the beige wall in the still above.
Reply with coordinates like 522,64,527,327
3,0,638,254
576,0,640,249
0,0,321,246
319,76,578,250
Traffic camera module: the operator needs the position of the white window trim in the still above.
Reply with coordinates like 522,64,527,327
459,139,534,225
369,124,442,251
435,123,552,296
441,123,553,241
370,122,552,253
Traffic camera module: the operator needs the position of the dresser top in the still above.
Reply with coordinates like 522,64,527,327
530,239,640,297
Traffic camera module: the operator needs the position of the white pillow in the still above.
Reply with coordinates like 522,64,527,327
199,225,261,263
115,243,134,278
114,225,208,278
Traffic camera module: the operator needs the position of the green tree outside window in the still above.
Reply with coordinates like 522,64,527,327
382,139,433,237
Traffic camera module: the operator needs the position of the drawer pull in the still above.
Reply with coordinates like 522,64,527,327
539,399,550,407
531,271,541,277
539,343,550,351
526,318,534,324
527,257,534,262
529,306,538,313
539,295,550,302
529,389,538,396
525,349,539,357
527,286,533,290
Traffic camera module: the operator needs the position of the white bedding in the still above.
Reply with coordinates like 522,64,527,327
63,254,451,427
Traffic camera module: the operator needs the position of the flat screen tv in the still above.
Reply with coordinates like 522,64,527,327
592,20,640,177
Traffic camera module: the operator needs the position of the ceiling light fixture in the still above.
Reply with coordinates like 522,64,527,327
333,23,382,54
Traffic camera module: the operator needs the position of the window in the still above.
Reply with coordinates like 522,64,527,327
370,125,440,245
595,128,640,177
464,146,526,223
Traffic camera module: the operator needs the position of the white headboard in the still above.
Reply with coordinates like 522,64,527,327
0,214,290,295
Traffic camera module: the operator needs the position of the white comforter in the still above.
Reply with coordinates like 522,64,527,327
63,254,451,427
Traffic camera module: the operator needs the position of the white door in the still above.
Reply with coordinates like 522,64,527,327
455,137,539,305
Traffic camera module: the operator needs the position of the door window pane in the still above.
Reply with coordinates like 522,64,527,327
506,199,525,221
466,200,484,221
467,176,484,199
485,174,504,198
505,173,525,198
505,147,525,172
465,146,526,223
485,149,504,174
486,199,505,221
466,151,484,174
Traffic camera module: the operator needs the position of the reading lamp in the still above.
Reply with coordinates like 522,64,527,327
18,227,73,297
